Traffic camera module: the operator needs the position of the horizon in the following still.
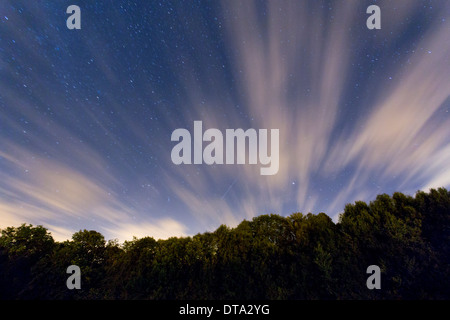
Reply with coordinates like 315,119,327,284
2,186,445,243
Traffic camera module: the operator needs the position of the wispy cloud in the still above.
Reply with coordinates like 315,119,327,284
0,144,188,241
1,1,449,240
104,218,188,242
165,0,450,223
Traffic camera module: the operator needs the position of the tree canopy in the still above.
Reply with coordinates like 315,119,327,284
0,188,449,299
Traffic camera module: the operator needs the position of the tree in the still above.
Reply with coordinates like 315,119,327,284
0,224,55,298
0,188,449,300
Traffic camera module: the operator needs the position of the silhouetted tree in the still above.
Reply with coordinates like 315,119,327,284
0,188,448,300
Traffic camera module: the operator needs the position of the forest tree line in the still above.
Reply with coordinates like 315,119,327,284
0,188,449,300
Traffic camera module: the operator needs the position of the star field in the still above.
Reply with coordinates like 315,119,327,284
0,0,449,241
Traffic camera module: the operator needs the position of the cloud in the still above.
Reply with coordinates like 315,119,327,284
103,218,188,242
168,0,450,225
151,1,450,234
0,143,188,242
322,11,450,199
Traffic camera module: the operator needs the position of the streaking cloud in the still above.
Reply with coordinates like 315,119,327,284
0,1,449,240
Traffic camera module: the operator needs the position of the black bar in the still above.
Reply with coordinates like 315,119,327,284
1,300,447,319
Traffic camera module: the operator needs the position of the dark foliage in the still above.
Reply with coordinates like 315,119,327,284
0,188,449,300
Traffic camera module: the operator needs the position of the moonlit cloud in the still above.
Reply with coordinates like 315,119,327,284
166,0,450,223
0,144,188,241
103,218,188,242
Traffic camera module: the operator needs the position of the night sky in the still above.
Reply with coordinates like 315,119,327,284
1,0,449,242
